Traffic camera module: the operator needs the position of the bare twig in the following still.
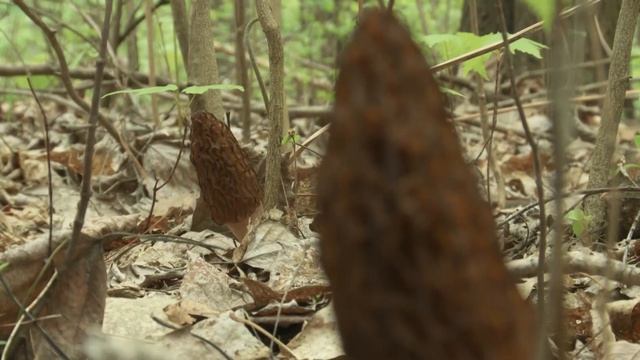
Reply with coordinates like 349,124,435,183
245,17,269,111
468,0,504,207
496,5,548,353
235,0,251,142
116,0,169,48
229,312,299,359
507,250,640,287
546,6,578,359
498,186,640,228
66,0,114,261
144,0,159,126
143,123,189,232
26,81,54,256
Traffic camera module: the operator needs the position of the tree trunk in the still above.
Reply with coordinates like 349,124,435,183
256,0,284,212
188,0,225,118
584,0,640,243
188,0,226,231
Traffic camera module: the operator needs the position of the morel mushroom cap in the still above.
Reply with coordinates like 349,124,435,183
190,111,262,225
317,10,534,360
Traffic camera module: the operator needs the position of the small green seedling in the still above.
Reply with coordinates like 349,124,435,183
101,83,243,99
282,132,301,145
566,208,592,237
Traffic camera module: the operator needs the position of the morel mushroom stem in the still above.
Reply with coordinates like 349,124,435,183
190,111,262,240
317,10,535,360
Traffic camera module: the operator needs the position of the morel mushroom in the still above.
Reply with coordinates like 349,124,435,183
317,10,534,360
190,111,262,239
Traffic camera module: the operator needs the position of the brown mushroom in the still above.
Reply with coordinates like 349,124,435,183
190,111,262,239
316,10,534,360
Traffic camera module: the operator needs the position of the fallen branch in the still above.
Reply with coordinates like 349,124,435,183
507,250,640,286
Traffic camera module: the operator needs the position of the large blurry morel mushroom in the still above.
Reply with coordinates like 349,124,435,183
316,10,534,360
190,111,262,239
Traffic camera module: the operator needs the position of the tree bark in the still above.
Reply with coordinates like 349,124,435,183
188,0,226,231
269,0,282,26
188,0,225,119
256,0,284,212
585,0,640,243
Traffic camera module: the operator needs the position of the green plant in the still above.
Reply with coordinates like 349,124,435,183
566,208,592,237
421,32,547,79
102,83,243,99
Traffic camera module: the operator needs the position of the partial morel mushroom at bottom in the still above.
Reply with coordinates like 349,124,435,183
190,111,262,240
316,9,535,360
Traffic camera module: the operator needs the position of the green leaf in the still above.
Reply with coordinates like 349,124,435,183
566,208,585,222
523,0,556,33
461,54,491,79
182,84,244,94
282,134,301,145
634,134,640,148
572,218,585,237
102,84,178,99
565,209,592,237
510,38,548,59
421,32,546,79
441,87,465,98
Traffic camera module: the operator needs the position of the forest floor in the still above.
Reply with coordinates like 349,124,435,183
2,91,640,358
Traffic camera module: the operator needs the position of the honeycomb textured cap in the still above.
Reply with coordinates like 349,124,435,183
190,111,262,224
317,9,534,360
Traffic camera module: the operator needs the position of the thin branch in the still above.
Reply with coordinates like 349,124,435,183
507,250,640,287
116,0,169,48
430,0,601,73
547,6,576,360
229,312,299,359
143,123,188,233
496,4,548,358
26,80,54,256
66,0,114,261
245,17,269,110
498,186,640,228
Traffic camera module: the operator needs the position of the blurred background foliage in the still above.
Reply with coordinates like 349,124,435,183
0,0,464,105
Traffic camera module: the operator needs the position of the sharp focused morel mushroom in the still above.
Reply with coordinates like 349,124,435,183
190,111,262,239
317,10,535,360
